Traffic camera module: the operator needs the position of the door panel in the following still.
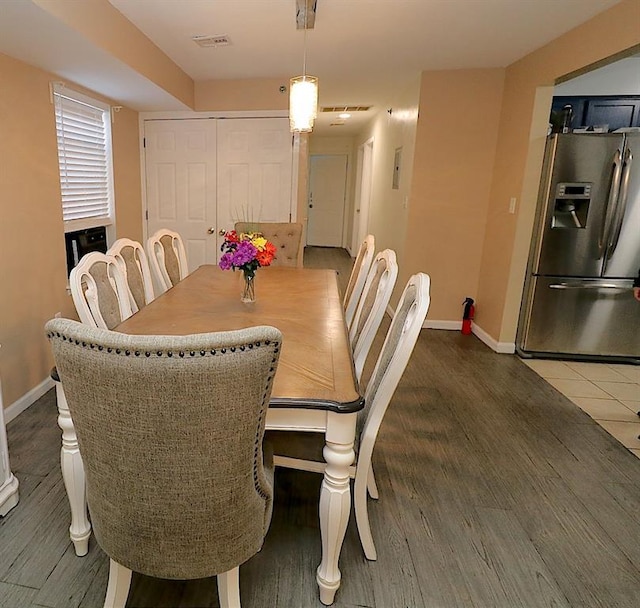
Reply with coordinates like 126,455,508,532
144,119,218,271
216,118,293,251
520,276,639,359
308,155,348,247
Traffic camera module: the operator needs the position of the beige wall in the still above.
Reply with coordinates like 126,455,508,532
404,68,505,323
354,75,422,305
195,78,290,111
295,132,310,265
477,0,640,344
0,52,143,410
112,107,144,242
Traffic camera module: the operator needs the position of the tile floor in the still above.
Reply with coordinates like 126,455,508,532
522,358,640,458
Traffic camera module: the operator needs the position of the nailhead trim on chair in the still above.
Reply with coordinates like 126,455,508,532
253,346,280,500
45,332,278,358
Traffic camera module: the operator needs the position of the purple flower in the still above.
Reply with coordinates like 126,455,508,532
231,241,257,267
218,252,233,270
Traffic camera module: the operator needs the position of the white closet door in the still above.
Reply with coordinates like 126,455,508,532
144,119,218,271
216,118,294,249
144,117,294,263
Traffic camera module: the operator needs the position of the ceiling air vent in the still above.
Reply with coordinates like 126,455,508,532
192,35,231,48
321,106,371,113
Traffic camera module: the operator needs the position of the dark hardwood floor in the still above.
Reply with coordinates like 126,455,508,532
1,247,639,607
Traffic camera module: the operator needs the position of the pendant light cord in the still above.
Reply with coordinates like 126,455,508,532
302,6,308,77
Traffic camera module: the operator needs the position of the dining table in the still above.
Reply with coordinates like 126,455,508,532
54,264,364,606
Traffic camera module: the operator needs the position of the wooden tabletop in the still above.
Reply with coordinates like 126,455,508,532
116,265,363,413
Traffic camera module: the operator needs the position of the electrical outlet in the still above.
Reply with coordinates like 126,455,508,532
509,197,517,214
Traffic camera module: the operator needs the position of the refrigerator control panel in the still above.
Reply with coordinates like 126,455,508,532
556,182,592,199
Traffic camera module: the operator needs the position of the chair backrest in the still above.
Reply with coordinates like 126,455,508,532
46,318,282,580
343,234,375,329
357,273,431,460
146,228,189,293
69,252,134,330
234,222,303,267
349,249,399,381
107,238,155,312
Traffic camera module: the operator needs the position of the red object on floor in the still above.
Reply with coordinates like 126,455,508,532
462,297,475,335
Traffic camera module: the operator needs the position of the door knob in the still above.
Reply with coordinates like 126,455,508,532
207,227,216,234
219,229,226,236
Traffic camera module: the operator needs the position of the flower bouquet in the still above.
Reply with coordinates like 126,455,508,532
218,230,276,302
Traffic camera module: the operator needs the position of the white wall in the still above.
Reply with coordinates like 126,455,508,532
555,56,640,95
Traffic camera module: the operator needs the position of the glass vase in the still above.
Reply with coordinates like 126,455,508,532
241,271,256,303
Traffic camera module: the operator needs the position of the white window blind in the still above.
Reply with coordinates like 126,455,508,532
54,87,114,230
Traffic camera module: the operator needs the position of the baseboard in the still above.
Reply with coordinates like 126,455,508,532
472,323,516,354
424,319,461,330
4,376,55,424
413,315,516,355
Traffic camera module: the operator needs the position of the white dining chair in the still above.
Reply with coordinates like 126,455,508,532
146,228,189,294
107,238,155,313
69,251,134,330
344,234,375,330
350,249,398,382
269,273,431,560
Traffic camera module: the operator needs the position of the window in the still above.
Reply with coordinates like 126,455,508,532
53,84,114,233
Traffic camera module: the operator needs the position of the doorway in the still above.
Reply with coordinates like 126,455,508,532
351,138,374,253
307,154,348,247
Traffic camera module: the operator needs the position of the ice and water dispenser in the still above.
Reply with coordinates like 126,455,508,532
551,182,592,229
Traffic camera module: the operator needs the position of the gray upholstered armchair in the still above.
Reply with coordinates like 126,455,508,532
46,318,282,608
234,222,303,267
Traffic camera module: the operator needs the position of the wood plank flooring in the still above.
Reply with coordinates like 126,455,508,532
1,246,639,607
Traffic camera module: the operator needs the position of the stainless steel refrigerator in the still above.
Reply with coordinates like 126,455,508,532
517,132,640,364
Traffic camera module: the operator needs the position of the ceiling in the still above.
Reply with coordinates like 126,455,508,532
0,0,625,136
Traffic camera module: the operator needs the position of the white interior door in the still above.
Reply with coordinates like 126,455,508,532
307,154,348,247
352,139,373,251
144,119,218,271
216,117,294,250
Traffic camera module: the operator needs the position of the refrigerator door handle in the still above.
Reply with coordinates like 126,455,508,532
598,148,622,259
549,281,633,291
605,147,632,263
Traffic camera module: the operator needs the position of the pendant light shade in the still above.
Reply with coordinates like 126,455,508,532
290,0,318,133
289,75,318,133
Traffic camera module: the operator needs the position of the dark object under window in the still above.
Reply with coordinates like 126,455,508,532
65,227,107,274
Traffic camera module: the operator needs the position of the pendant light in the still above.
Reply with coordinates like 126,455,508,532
289,2,318,133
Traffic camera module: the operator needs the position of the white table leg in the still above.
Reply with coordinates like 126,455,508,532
55,382,91,556
316,412,357,605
